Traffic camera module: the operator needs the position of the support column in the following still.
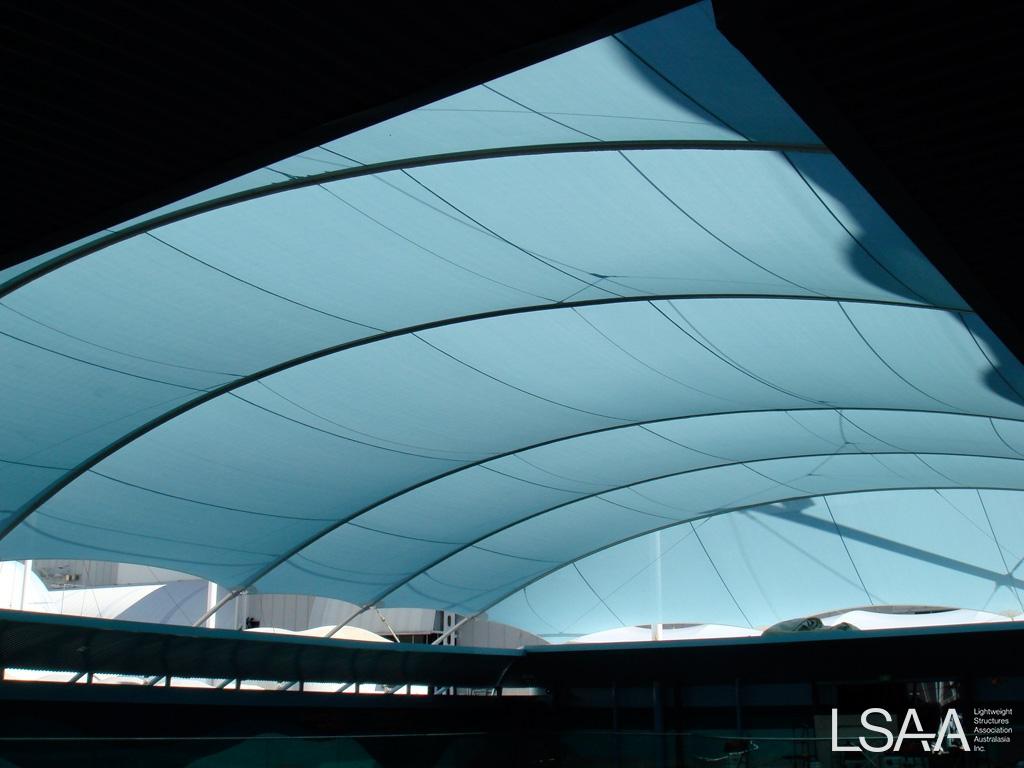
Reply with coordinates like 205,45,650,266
205,581,218,629
652,533,663,641
19,560,32,611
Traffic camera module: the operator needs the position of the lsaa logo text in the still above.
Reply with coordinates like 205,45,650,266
831,708,970,752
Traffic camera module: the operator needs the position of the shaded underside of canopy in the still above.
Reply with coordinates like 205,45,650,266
1,1,1022,640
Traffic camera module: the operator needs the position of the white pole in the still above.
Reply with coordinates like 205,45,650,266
652,533,663,641
19,559,33,611
205,581,218,629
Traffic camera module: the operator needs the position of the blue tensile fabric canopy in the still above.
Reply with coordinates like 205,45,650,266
2,2,1023,642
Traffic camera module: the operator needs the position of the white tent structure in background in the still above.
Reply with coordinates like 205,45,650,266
569,606,1020,645
247,624,389,643
819,606,1018,630
0,560,162,619
571,623,760,644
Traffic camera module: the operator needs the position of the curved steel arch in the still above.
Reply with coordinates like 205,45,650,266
0,295,970,545
430,483,1024,643
313,450,1024,628
0,139,829,300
